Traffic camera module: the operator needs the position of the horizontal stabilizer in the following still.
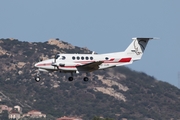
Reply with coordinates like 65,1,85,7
132,37,159,40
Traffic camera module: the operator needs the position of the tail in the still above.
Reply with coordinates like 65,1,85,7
125,37,156,61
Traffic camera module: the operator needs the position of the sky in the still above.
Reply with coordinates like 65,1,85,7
0,1,180,87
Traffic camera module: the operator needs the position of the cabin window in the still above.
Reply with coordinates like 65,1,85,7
90,57,93,60
72,56,75,60
62,56,66,60
81,56,84,60
77,56,80,60
105,57,109,60
85,56,89,60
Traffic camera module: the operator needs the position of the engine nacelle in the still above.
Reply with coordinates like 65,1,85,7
38,68,49,72
59,63,65,67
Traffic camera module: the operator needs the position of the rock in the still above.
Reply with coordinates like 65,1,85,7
47,39,75,49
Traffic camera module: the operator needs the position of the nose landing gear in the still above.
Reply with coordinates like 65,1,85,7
35,76,40,82
35,70,41,82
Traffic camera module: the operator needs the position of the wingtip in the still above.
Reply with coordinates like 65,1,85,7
153,37,160,40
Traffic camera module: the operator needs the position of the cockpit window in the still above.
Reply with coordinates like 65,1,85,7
105,57,109,60
62,56,66,60
55,54,60,59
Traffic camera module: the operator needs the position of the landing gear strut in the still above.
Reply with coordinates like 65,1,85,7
35,76,40,82
68,72,74,81
83,73,89,81
35,70,41,82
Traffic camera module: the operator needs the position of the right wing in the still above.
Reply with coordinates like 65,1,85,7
77,61,103,72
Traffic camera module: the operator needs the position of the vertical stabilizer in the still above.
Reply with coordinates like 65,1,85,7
125,38,155,61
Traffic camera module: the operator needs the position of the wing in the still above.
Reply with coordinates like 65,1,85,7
77,61,103,72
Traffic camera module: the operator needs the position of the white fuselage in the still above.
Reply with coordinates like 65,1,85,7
35,52,132,72
34,37,155,74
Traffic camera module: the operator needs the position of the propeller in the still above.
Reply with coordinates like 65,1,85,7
52,54,60,70
39,58,43,61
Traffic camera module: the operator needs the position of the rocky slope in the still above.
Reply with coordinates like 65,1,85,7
0,38,180,120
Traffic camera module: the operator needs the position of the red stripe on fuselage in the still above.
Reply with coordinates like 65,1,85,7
36,63,52,66
109,58,115,61
119,58,132,62
59,66,77,68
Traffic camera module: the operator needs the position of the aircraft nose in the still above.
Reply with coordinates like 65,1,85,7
34,63,39,68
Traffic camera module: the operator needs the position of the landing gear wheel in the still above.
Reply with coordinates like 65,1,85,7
68,77,73,81
83,77,89,82
35,76,40,82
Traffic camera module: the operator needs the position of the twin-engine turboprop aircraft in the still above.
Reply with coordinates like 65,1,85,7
34,37,156,82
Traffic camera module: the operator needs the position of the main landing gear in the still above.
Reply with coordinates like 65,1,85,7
68,72,89,82
83,73,89,82
83,77,89,81
68,76,89,81
68,76,74,81
68,72,74,81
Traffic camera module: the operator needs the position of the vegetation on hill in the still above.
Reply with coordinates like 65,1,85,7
0,38,180,120
92,116,114,120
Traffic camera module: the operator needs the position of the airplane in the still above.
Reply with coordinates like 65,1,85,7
34,37,156,82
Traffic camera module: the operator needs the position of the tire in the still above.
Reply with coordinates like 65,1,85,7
83,77,89,82
35,77,40,82
68,77,73,81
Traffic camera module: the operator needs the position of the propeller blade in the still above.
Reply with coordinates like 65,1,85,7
54,55,56,63
53,54,59,70
39,58,43,61
56,66,59,70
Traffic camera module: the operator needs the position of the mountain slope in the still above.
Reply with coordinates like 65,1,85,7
0,38,180,120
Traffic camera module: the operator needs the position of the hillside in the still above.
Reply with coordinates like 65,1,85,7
0,38,180,120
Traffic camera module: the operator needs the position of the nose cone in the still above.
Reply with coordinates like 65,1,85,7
34,59,53,69
34,62,40,68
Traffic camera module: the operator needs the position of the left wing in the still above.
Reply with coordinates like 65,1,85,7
77,61,103,72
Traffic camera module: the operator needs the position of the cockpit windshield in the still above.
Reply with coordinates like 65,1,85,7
55,54,66,60
55,54,60,59
62,56,66,60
